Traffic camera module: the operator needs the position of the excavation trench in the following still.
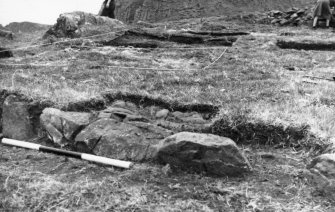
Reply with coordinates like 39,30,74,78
100,28,242,48
277,38,335,51
0,89,325,152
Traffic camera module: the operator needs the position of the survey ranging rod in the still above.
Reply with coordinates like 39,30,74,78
0,138,133,169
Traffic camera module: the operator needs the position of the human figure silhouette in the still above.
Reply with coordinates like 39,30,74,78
98,0,115,19
313,0,335,28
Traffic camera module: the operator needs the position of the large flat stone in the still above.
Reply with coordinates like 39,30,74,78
75,118,173,161
156,132,251,176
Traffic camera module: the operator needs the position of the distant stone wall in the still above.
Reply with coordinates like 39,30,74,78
114,0,314,23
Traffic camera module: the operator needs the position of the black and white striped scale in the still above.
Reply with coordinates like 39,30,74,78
0,136,133,169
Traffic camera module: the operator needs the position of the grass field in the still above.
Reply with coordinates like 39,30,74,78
1,17,335,211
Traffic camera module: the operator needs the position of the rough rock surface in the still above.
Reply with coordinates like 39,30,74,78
2,95,36,140
75,118,173,161
308,154,335,179
40,108,92,147
43,11,126,39
114,0,313,23
156,132,251,176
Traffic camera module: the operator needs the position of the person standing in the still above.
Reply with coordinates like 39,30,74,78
98,0,115,19
313,0,335,28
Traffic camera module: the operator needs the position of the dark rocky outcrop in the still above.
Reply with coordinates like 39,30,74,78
113,0,314,23
43,12,126,39
156,132,251,176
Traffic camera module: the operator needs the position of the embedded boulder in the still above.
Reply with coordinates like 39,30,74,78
40,108,93,147
156,132,251,176
43,11,126,39
75,118,173,161
2,95,36,140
